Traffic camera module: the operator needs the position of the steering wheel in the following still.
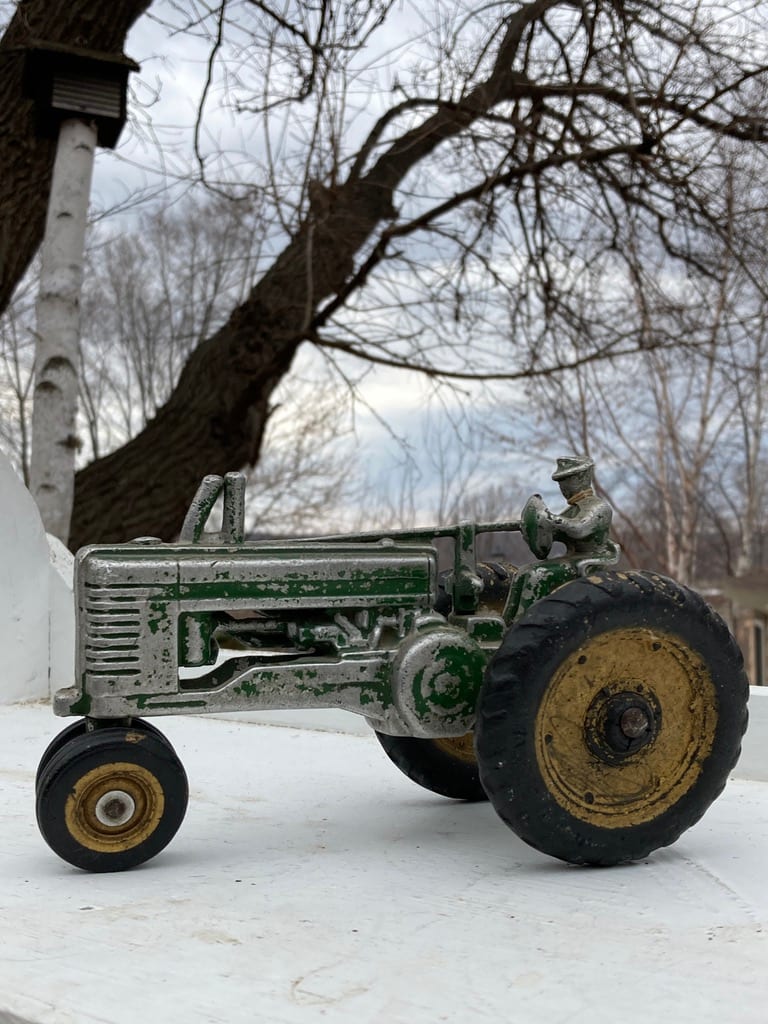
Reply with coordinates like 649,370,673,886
522,493,554,559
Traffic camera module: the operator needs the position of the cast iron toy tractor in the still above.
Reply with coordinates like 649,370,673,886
35,460,749,872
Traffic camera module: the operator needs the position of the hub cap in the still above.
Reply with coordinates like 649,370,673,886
534,628,717,828
94,790,137,828
65,762,165,853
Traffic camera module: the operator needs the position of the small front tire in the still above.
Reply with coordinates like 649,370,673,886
35,717,172,793
36,726,188,872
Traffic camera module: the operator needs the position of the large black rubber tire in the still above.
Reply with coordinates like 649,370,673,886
36,725,188,872
375,731,488,801
476,570,749,866
35,717,171,793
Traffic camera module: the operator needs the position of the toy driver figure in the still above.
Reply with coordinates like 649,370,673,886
547,456,613,557
520,455,616,561
506,455,619,621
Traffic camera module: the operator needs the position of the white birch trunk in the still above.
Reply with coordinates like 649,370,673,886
30,118,97,543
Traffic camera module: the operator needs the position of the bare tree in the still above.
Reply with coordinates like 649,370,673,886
77,193,268,459
2,1,768,547
699,297,768,576
244,366,358,535
529,343,739,585
514,157,768,584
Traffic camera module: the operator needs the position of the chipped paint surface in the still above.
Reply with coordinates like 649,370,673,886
391,627,488,737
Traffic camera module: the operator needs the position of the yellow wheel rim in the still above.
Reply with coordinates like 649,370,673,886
535,627,718,828
64,761,165,853
434,732,476,764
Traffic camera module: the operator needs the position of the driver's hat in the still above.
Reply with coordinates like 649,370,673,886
552,455,594,481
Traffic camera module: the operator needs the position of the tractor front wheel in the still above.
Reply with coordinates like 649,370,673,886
35,717,172,793
36,725,188,872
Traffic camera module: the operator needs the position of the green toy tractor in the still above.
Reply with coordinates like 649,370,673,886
35,460,749,872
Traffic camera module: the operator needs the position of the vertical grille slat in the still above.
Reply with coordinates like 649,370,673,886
83,585,165,675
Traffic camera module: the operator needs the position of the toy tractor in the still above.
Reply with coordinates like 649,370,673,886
35,459,749,872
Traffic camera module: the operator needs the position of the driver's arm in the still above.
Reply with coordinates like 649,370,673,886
548,505,610,540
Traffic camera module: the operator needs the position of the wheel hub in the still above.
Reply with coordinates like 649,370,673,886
65,762,165,853
619,706,651,739
94,789,136,828
585,687,662,764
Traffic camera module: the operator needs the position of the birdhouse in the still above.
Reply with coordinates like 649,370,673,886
23,41,139,149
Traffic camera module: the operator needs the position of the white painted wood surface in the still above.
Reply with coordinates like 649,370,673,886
30,118,97,542
738,687,768,781
2,705,767,1024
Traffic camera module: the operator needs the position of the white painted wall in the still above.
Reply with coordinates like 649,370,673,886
47,533,75,697
0,451,75,703
739,686,768,782
0,454,50,702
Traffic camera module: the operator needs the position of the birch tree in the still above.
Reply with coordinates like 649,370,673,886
28,119,97,541
0,274,36,483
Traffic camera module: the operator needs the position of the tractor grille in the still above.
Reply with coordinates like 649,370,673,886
82,585,154,678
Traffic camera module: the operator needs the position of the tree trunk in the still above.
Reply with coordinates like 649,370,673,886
30,118,97,541
0,0,152,316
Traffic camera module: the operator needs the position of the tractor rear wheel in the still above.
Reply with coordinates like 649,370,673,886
375,731,488,801
475,570,749,865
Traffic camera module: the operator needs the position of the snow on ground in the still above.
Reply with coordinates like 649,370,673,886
2,703,767,1024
